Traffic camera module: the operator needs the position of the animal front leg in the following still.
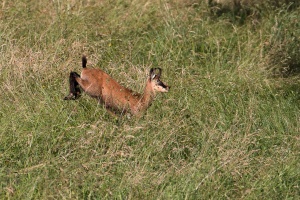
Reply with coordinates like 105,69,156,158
64,72,81,100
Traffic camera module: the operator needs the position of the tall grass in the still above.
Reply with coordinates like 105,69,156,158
1,1,299,199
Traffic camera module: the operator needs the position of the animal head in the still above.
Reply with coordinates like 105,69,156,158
149,68,170,93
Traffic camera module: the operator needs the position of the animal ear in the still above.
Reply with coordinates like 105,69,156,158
150,68,156,80
150,68,162,80
156,68,162,78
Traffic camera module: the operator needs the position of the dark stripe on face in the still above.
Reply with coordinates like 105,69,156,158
158,80,168,88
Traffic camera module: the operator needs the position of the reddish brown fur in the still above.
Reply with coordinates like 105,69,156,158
64,57,170,116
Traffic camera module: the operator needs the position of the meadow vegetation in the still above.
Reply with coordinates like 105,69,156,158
0,0,300,199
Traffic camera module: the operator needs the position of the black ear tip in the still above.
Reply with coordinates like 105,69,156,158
150,68,162,72
82,56,87,68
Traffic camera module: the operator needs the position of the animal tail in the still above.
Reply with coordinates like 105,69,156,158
82,56,87,68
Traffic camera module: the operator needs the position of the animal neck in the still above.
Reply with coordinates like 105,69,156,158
140,80,155,109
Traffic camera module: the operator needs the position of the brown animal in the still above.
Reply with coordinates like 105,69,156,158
64,56,170,116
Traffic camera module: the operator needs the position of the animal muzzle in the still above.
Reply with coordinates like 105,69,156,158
159,81,170,92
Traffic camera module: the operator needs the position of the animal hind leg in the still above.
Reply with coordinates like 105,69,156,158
64,72,81,100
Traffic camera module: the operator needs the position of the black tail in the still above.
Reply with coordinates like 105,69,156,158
82,56,87,68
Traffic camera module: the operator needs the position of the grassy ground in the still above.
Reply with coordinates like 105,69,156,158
1,0,300,199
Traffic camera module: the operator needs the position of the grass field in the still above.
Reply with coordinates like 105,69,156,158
1,0,300,199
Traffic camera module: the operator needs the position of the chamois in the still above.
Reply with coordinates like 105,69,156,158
64,56,170,116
